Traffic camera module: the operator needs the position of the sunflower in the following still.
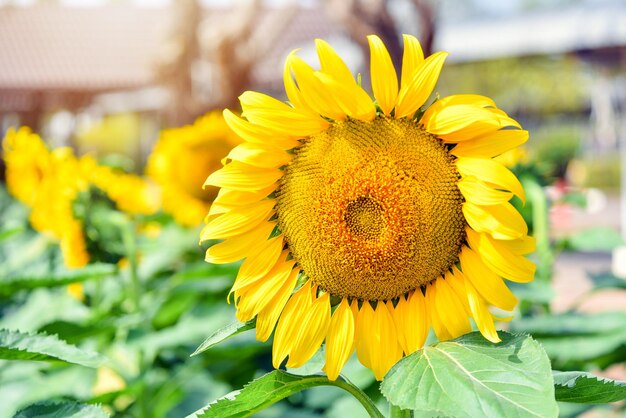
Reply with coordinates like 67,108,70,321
2,127,158,268
201,35,535,381
147,111,242,226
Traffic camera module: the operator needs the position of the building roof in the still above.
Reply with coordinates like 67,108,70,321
0,5,169,91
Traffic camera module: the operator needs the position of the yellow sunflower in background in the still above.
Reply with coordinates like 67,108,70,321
202,34,534,381
147,111,242,227
2,127,158,268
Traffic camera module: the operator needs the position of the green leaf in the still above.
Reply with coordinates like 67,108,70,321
186,370,384,418
0,329,106,368
510,312,626,336
13,401,109,418
554,371,626,403
381,332,558,418
191,319,256,356
0,263,116,295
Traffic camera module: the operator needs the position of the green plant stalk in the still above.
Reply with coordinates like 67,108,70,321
523,177,553,282
120,219,140,312
389,403,412,418
330,378,385,418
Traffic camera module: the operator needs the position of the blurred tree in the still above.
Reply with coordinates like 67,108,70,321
324,0,436,69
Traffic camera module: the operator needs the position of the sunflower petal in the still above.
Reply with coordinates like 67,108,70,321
392,290,429,355
256,268,300,342
235,255,296,322
286,292,331,368
324,298,355,381
459,246,518,311
201,199,275,240
315,72,377,121
457,176,513,205
463,202,527,240
357,302,402,381
205,221,275,263
240,91,329,136
395,51,448,119
435,276,471,339
229,236,284,295
423,104,504,140
456,157,525,202
451,129,529,158
466,228,536,283
400,34,424,89
205,161,283,192
272,280,313,368
223,110,300,149
287,54,347,121
226,142,292,169
315,38,356,87
465,279,501,343
425,282,453,341
367,35,398,116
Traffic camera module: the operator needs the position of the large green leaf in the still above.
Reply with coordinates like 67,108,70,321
0,329,105,368
191,319,256,356
381,332,558,418
13,401,108,418
0,264,116,295
186,370,383,418
554,371,626,403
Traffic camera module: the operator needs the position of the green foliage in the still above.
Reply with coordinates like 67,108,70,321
13,401,109,418
0,264,116,295
554,371,626,404
0,329,105,367
192,319,256,357
188,370,383,418
381,332,558,417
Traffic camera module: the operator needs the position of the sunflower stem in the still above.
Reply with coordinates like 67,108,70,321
120,218,140,312
389,403,412,418
329,378,385,418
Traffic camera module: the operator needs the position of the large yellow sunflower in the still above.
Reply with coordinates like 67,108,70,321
201,35,534,381
147,111,242,226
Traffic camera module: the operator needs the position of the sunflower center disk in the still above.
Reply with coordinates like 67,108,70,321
276,117,466,301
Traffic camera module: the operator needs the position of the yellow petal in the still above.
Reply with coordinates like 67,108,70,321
361,302,402,381
425,282,453,341
498,235,536,255
205,221,276,264
205,161,283,192
424,104,504,140
395,51,447,119
392,290,429,355
434,276,472,339
240,91,329,136
229,236,284,296
400,34,424,90
235,254,296,322
466,228,536,283
465,279,500,343
459,246,517,311
463,202,527,240
324,298,355,381
367,35,398,116
286,292,331,368
226,142,292,169
200,200,275,240
315,72,377,121
287,54,347,121
316,38,356,87
457,176,513,206
451,129,529,158
223,110,300,150
445,269,471,316
456,157,525,202
354,301,375,371
256,268,300,342
272,280,313,368
283,50,314,114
